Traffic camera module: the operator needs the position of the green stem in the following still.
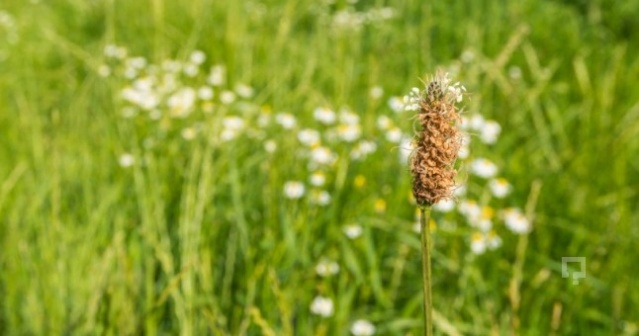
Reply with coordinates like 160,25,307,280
420,206,433,336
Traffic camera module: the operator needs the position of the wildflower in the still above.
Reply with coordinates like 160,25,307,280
161,59,181,73
298,129,321,147
315,259,339,277
370,86,384,100
353,175,366,188
433,199,455,212
189,50,206,65
220,90,236,104
118,153,135,168
374,198,386,213
410,72,463,206
387,96,404,113
264,140,277,153
104,44,127,59
167,87,196,118
181,127,197,140
283,181,305,199
220,117,245,141
398,138,414,164
234,83,254,98
310,147,336,166
275,113,296,129
223,116,245,130
351,319,376,336
343,224,363,239
310,172,326,187
470,233,486,254
311,190,331,206
198,86,214,100
351,140,377,160
313,107,336,125
339,109,360,125
208,65,225,86
337,124,361,142
503,208,531,234
310,296,334,317
183,63,199,77
453,185,466,197
480,120,501,144
470,158,498,178
459,200,481,221
385,127,402,143
489,178,511,198
97,64,110,77
376,115,392,130
469,114,485,130
487,231,502,250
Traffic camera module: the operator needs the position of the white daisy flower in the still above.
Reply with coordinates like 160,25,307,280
208,65,225,86
315,259,339,277
385,127,402,143
387,96,404,113
275,113,297,129
220,90,236,104
311,190,331,206
458,200,481,221
167,87,196,118
189,50,206,65
351,319,376,336
313,107,336,125
118,153,135,168
470,233,487,255
480,120,501,144
310,172,326,187
311,147,336,165
488,178,511,198
198,86,214,100
235,83,254,98
264,140,277,153
297,129,320,147
339,109,360,125
487,231,502,250
337,124,361,143
503,208,531,234
369,86,384,100
283,181,305,199
469,114,485,130
183,63,199,77
376,115,392,130
470,158,498,178
310,296,334,318
343,224,363,239
433,199,455,212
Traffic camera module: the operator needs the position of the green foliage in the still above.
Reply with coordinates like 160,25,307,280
1,0,638,335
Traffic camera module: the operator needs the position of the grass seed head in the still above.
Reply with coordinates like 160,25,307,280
410,72,463,206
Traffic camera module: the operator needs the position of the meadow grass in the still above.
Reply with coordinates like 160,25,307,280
1,0,639,335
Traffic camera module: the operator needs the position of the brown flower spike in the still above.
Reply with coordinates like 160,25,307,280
410,73,464,206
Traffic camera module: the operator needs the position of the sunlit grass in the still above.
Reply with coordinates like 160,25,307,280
1,0,639,335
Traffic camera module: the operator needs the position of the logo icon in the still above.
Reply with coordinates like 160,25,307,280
562,257,586,285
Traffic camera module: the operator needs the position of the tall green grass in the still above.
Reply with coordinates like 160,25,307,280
1,0,639,334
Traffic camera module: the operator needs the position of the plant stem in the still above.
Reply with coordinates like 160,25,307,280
420,206,433,336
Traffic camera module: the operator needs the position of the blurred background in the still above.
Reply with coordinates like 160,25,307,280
1,0,638,335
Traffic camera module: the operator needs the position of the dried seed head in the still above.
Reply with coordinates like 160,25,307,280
410,72,464,206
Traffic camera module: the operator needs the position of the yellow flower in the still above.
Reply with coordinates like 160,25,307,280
481,206,495,219
354,175,366,188
374,198,386,213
